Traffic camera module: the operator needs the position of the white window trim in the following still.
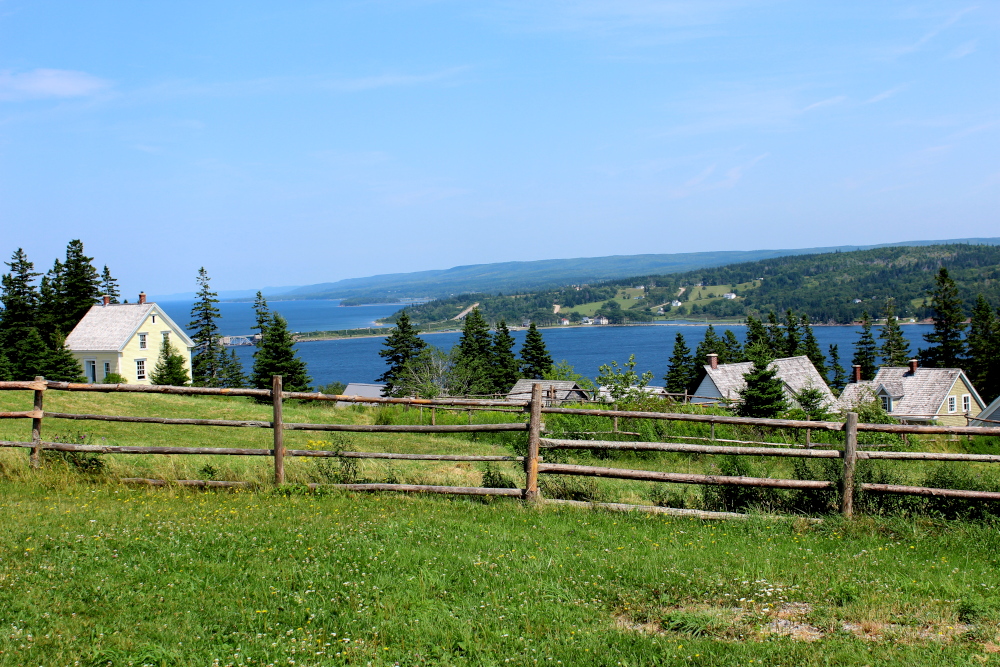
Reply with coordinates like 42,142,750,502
962,394,971,413
103,361,111,378
880,395,892,412
947,396,957,413
138,332,148,349
135,358,147,380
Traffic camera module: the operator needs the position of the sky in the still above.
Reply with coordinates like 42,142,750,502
1,1,997,295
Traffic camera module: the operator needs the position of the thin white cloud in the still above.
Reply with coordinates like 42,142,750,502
893,6,978,56
864,84,907,104
802,96,846,112
669,153,767,198
948,39,978,59
0,68,111,101
323,67,471,92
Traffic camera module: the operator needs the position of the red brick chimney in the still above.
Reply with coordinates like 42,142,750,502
908,359,918,374
852,364,862,383
707,353,718,370
138,292,146,305
102,295,110,306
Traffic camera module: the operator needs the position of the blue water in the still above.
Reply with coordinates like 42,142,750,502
157,300,935,388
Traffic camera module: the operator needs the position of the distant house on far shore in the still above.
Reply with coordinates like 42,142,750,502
593,315,609,325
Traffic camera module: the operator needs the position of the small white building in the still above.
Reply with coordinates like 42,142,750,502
65,293,194,384
593,315,609,325
723,293,737,300
671,300,683,308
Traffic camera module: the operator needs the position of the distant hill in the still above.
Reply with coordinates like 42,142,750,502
393,243,1000,326
279,238,1000,303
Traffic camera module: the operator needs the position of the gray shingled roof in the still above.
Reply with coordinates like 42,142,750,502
66,303,194,351
507,379,591,402
837,367,979,416
703,355,836,407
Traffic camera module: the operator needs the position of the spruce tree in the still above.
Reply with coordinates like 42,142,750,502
41,333,85,382
519,323,553,380
828,344,847,392
736,344,787,418
7,328,52,380
744,314,769,351
799,314,828,380
766,311,783,357
878,298,911,367
252,291,271,336
453,308,495,395
664,333,696,394
0,249,43,375
919,267,967,368
722,329,744,363
852,311,879,381
376,311,427,396
491,319,520,393
150,335,191,386
967,294,999,402
188,267,224,387
58,240,101,334
694,324,723,367
783,309,801,357
219,349,249,389
251,313,311,393
0,351,11,381
100,266,121,303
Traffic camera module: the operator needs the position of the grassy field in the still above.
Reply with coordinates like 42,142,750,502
3,391,1000,665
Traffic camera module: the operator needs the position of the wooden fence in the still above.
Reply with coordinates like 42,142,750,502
2,377,1000,518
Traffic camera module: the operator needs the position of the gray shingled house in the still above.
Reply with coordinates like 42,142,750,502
837,360,985,425
690,354,835,410
506,379,591,405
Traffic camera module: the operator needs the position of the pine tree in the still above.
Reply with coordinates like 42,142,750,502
58,240,101,334
799,314,828,380
188,267,224,387
828,344,847,392
491,319,520,393
519,323,553,380
783,309,801,357
376,311,427,397
6,327,52,380
721,329,744,363
744,314,769,351
736,344,787,418
766,311,783,357
664,333,696,394
100,266,121,303
219,349,249,389
150,334,191,386
41,333,85,382
453,308,495,395
966,294,1000,403
852,311,879,381
694,324,723,367
251,313,311,393
252,291,271,336
0,249,41,333
36,259,63,341
0,351,12,381
878,298,911,367
919,267,967,368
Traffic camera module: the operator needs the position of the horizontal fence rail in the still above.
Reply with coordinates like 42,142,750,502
2,377,1000,518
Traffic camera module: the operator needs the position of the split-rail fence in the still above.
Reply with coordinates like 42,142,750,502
2,377,1000,519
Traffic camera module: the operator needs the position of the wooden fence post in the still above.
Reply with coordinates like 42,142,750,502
841,412,858,517
272,375,284,485
29,376,45,469
525,383,542,502
431,407,436,426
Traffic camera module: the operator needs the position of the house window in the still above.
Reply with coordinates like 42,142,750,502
963,395,971,413
103,362,110,376
138,333,147,349
162,332,170,343
947,396,957,413
152,315,156,324
880,396,892,412
136,359,146,380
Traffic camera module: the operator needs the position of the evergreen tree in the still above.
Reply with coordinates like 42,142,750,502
722,329,744,363
0,249,40,330
744,314,769,351
0,351,11,381
919,267,967,368
491,319,520,393
852,311,878,381
453,308,495,395
100,265,121,303
664,333,696,394
783,309,801,357
828,344,847,392
519,323,553,379
150,334,191,386
219,349,249,389
58,240,101,334
376,311,427,397
694,324,723,367
252,291,271,336
188,267,224,387
36,259,63,341
799,314,828,381
251,313,311,393
736,344,787,418
878,298,911,367
967,294,1000,403
6,328,52,380
41,333,85,382
766,311,783,357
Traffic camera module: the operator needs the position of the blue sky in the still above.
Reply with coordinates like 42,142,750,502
1,1,997,295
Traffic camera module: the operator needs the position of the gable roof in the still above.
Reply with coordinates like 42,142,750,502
507,379,591,402
972,394,1000,426
66,303,195,352
837,367,983,417
702,355,836,406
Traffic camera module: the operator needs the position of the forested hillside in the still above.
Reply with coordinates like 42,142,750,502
391,244,1000,326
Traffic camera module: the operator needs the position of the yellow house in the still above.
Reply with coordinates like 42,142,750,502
837,360,986,426
65,293,194,385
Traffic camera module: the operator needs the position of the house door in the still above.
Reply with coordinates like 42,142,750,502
85,360,97,383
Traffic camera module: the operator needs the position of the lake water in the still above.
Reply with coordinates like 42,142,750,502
157,300,934,387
